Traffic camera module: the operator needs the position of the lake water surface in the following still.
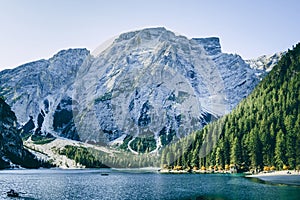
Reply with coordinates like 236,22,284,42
0,169,299,200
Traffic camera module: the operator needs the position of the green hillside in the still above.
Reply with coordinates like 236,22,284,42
161,43,300,171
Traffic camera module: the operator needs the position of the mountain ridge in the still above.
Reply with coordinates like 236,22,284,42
0,27,280,154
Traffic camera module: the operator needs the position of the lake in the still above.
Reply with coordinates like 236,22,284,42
0,169,299,200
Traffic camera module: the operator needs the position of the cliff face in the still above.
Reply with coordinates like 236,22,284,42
72,27,261,148
0,48,90,140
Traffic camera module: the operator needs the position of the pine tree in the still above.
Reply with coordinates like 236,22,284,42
274,129,286,169
230,137,242,166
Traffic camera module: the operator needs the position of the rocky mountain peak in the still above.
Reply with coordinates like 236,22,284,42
51,48,90,60
246,52,284,72
71,27,261,148
192,37,221,55
115,27,170,42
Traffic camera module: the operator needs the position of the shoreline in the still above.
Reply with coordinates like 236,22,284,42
159,168,234,174
245,170,300,186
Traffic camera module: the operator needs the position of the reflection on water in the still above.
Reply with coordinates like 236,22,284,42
187,195,229,200
0,169,299,200
247,176,300,187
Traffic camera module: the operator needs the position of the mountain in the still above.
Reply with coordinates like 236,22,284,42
0,49,90,139
246,52,284,72
161,43,300,171
245,52,284,79
0,98,49,169
0,27,276,153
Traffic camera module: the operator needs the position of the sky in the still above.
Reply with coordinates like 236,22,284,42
0,0,299,70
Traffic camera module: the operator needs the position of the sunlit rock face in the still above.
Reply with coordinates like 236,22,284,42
72,27,259,146
0,27,270,149
0,48,89,138
245,52,284,79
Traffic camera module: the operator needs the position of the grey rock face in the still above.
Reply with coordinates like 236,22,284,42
192,37,221,56
72,27,261,146
245,52,284,80
246,52,283,72
0,48,90,138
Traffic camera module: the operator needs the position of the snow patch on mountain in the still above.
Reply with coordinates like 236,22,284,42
246,52,284,73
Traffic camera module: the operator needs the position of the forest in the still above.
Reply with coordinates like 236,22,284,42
160,43,300,171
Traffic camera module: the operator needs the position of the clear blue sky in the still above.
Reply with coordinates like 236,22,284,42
0,0,299,70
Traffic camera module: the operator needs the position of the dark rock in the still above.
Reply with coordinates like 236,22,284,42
138,101,152,127
0,98,44,168
53,96,79,140
20,116,35,137
192,37,221,55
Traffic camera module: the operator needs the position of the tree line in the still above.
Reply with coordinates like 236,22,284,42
161,43,300,171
